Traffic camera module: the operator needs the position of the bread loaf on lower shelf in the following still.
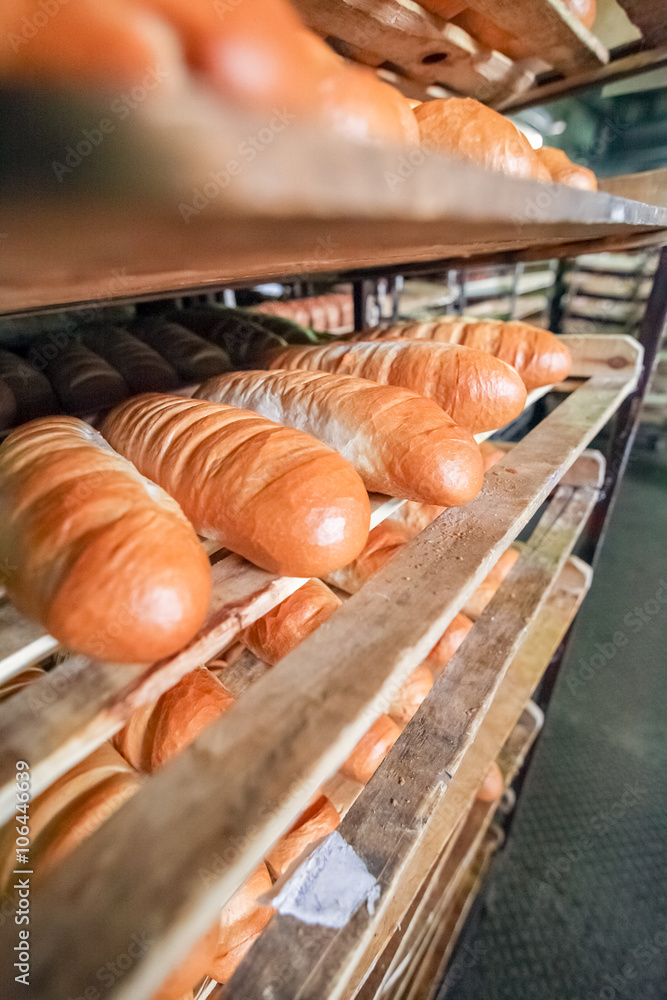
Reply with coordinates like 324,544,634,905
102,394,371,577
0,348,58,422
83,325,182,393
262,340,527,434
463,547,521,619
323,520,412,595
265,794,340,879
389,664,434,726
351,318,572,391
476,760,504,802
196,369,484,505
114,668,234,773
131,318,232,381
241,579,342,665
340,714,401,784
0,417,212,662
208,864,274,983
423,613,474,676
43,342,130,413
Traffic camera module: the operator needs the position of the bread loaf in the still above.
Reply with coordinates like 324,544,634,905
164,308,285,366
115,667,234,773
388,501,445,537
324,520,411,595
262,341,527,433
414,98,551,182
241,579,342,665
254,293,353,333
463,547,520,619
83,325,181,393
341,714,401,784
195,369,483,505
41,341,130,413
476,760,504,802
352,318,572,391
389,664,433,726
316,62,420,148
208,863,273,982
101,394,371,577
423,612,474,677
265,794,340,879
0,743,141,892
131,318,232,381
0,348,58,421
536,146,597,191
0,417,211,662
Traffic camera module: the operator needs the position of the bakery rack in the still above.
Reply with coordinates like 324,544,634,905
2,42,667,1000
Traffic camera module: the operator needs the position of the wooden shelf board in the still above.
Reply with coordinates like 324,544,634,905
0,356,626,1000
224,498,595,1000
1,90,666,315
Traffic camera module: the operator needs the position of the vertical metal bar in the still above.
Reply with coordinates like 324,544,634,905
353,279,377,332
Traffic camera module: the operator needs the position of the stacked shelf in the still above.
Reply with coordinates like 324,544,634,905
0,332,643,1000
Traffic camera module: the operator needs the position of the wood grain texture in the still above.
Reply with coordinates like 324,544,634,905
0,376,615,1000
224,487,596,1000
1,89,666,316
600,168,667,209
421,0,608,71
0,601,58,683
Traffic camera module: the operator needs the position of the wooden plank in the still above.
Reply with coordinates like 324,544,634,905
0,555,306,821
1,90,667,316
291,0,517,98
0,602,59,682
492,444,606,488
614,1,667,47
224,486,596,1000
0,376,615,1000
422,0,608,72
299,552,592,1000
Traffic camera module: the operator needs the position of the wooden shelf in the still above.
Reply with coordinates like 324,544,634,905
0,334,632,1000
289,0,608,106
1,91,666,316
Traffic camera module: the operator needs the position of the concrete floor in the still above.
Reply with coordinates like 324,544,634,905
439,445,667,1000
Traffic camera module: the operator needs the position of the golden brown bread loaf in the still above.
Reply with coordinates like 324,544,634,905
196,369,484,505
0,349,58,422
0,417,211,662
388,501,445,537
389,664,434,726
352,318,572,391
414,98,551,182
265,794,340,879
341,714,401,784
423,612,474,677
207,863,274,982
536,146,598,191
43,342,130,413
241,579,342,665
476,760,504,802
102,394,370,577
463,547,520,619
324,520,412,595
131,318,232,381
0,743,141,892
262,341,527,434
83,325,182,394
114,667,234,773
254,293,354,332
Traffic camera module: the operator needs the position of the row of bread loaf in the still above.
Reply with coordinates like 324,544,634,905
2,2,597,185
0,317,568,662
